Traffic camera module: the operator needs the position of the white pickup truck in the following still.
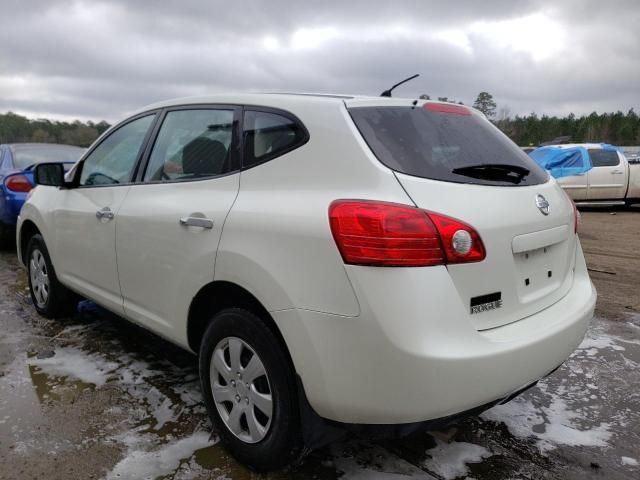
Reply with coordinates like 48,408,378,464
555,143,640,205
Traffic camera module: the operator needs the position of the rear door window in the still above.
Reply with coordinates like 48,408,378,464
349,105,548,186
242,110,307,168
143,109,235,182
589,149,619,167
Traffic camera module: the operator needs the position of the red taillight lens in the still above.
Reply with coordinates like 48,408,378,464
428,211,486,263
328,200,485,267
5,175,33,193
423,103,471,116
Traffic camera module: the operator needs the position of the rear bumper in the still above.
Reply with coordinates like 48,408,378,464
273,240,595,424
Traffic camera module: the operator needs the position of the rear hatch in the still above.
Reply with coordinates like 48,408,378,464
347,99,577,330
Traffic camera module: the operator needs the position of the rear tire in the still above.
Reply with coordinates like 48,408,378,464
199,308,301,471
26,234,78,318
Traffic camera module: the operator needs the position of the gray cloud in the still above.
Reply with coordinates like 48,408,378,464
0,0,638,121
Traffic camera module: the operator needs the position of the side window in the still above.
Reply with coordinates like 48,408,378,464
79,115,155,186
589,149,620,167
143,109,234,182
243,110,306,168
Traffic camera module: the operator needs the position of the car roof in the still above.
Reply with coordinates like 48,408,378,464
132,93,482,116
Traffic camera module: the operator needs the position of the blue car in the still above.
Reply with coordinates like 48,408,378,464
0,143,85,245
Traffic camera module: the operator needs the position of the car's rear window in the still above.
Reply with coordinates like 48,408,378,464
12,145,84,169
349,105,548,186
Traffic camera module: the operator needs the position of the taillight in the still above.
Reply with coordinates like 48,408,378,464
5,175,33,193
423,103,471,116
328,200,485,267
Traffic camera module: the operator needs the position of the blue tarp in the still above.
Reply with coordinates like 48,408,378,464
528,146,591,178
528,143,621,179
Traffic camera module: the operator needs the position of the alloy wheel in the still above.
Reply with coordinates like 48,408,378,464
210,336,273,443
29,249,50,308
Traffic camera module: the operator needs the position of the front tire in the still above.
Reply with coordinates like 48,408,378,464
26,234,78,318
199,308,301,471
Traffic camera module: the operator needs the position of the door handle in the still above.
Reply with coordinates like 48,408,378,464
611,170,623,175
179,216,214,229
96,207,114,220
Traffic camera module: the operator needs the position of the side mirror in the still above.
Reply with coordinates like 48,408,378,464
34,163,66,187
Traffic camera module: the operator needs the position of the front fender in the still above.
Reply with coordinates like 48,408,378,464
16,188,56,267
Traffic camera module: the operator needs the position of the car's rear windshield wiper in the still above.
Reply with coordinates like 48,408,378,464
451,163,530,184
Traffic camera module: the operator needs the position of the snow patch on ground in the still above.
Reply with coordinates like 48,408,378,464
483,380,612,453
621,456,638,467
481,322,629,454
105,431,216,480
422,440,492,480
27,347,118,386
577,330,625,353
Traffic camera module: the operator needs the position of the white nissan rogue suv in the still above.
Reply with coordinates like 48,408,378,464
17,94,596,471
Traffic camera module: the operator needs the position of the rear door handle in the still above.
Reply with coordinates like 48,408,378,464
611,170,624,175
179,216,214,229
96,207,114,220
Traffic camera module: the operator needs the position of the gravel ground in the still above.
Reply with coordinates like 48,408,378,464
1,207,639,480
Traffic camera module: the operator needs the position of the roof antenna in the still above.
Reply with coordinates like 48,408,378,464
380,74,420,97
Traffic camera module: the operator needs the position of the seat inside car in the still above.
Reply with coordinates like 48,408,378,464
182,137,228,176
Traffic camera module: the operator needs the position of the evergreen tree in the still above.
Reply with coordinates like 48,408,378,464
473,92,497,118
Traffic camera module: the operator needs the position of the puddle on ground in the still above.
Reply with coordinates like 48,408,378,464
1,250,639,480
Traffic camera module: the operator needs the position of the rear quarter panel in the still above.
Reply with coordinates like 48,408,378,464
214,100,413,316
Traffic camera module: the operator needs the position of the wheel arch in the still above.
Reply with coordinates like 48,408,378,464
187,281,295,368
19,219,41,266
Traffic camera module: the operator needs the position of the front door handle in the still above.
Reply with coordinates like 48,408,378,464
179,216,214,229
96,207,114,220
611,170,624,175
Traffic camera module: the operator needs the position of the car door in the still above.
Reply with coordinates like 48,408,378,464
115,107,240,342
556,173,588,201
52,113,157,314
587,149,627,200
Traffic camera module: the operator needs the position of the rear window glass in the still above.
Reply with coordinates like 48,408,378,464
588,149,619,167
349,106,548,186
12,145,85,169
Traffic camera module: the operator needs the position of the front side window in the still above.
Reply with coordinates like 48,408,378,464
143,109,234,182
243,110,306,168
589,149,619,167
79,114,155,186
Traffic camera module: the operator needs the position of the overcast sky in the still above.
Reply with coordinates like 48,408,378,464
1,0,638,122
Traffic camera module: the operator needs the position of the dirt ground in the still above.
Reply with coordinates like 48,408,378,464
0,207,639,480
578,205,640,319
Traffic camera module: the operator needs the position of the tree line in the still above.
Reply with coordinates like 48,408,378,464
1,93,639,148
494,110,640,146
0,112,110,147
423,91,640,146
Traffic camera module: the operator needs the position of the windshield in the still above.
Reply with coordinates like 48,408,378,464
11,144,85,169
349,105,548,186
